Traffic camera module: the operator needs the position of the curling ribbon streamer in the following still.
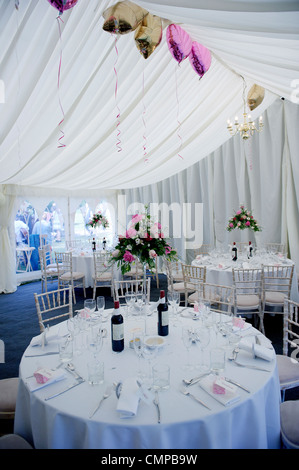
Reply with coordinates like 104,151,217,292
175,65,183,159
114,35,122,153
142,68,148,162
57,15,66,148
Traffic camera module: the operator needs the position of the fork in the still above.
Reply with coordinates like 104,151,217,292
89,387,111,418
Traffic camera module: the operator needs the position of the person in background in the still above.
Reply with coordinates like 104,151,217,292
15,216,29,245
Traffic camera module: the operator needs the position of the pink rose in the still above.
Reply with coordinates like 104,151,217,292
149,250,157,258
131,214,143,224
126,227,137,238
245,221,251,226
165,245,171,255
123,251,135,263
236,210,241,215
229,223,234,228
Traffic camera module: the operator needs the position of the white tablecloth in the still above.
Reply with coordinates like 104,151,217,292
193,251,298,302
72,251,120,288
14,308,281,449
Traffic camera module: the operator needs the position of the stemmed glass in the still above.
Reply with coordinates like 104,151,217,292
182,327,194,370
142,336,158,387
84,299,96,315
87,328,104,360
67,315,80,339
194,327,210,372
168,290,180,324
133,330,145,378
125,292,136,317
97,296,108,322
135,293,144,317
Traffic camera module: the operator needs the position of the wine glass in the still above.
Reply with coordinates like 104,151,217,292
182,327,194,370
168,290,180,324
87,328,103,360
135,293,144,316
194,327,210,372
133,330,145,378
125,292,136,317
67,315,80,339
84,299,96,315
142,336,158,386
97,296,108,322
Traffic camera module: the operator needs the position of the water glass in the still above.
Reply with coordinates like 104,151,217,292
58,337,73,363
84,299,96,314
210,348,225,375
87,360,104,386
97,296,109,322
152,363,170,391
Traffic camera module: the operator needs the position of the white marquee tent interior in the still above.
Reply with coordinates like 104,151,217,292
0,0,298,296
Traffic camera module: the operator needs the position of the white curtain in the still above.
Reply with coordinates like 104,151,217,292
123,98,299,278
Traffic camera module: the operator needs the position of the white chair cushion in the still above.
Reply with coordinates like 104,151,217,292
173,282,194,293
236,294,260,308
280,400,299,449
60,272,84,281
93,272,113,281
172,273,184,282
265,291,286,304
277,354,299,389
0,378,19,412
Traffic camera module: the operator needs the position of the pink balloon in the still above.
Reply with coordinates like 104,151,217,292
47,0,78,14
166,24,192,63
189,41,211,78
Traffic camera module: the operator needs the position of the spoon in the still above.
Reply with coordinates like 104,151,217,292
89,387,111,418
181,387,211,410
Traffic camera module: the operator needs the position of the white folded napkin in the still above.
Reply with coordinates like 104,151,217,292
116,378,142,418
30,332,60,348
232,317,251,332
239,338,275,361
26,368,66,392
200,375,240,406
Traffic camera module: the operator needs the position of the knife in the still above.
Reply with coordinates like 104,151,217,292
25,352,59,357
44,381,82,400
224,377,250,393
153,391,161,424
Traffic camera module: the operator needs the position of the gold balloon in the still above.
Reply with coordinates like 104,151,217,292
102,1,148,35
134,14,162,59
247,84,265,111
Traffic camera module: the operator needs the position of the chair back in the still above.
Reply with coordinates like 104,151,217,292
34,287,73,332
194,244,213,257
200,282,234,315
283,299,299,356
262,264,294,304
65,240,83,251
55,251,73,277
165,260,183,290
181,264,207,305
232,267,263,297
113,278,151,303
93,251,111,276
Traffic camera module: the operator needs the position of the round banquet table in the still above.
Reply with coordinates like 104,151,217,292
192,250,298,302
14,307,281,449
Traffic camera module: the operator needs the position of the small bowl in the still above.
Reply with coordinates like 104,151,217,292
144,336,166,348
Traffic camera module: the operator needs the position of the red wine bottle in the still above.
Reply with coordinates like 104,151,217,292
111,301,124,352
232,242,237,261
92,238,96,251
157,290,169,336
249,241,253,257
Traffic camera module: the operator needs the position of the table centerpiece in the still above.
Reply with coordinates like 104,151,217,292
226,204,261,232
110,205,177,281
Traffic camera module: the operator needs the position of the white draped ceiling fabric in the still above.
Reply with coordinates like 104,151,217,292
0,0,298,293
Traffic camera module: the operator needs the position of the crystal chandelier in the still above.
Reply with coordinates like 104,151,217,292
227,78,263,140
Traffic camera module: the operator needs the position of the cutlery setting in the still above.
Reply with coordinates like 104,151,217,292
153,391,161,423
44,363,85,401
